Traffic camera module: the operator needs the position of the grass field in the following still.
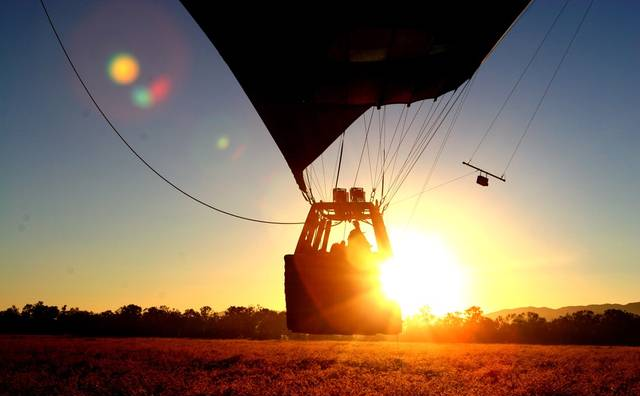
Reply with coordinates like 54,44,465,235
1,336,639,395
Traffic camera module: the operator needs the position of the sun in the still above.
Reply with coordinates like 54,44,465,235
380,230,468,317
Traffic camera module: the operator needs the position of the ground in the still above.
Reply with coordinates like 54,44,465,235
1,336,639,395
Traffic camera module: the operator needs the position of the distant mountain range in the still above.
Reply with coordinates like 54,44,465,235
487,302,640,320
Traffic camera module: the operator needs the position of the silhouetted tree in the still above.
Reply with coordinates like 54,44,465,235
200,306,212,318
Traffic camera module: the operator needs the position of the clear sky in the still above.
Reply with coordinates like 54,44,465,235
1,0,639,315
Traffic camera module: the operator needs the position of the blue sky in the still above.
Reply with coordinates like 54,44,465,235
1,0,639,313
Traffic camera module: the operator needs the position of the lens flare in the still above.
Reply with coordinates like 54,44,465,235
131,86,152,108
217,136,230,150
107,53,139,85
129,76,172,109
149,76,171,103
232,144,246,160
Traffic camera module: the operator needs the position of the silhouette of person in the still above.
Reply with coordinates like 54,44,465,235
330,240,346,255
347,221,371,253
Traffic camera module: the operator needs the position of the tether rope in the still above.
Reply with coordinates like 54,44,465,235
40,0,304,225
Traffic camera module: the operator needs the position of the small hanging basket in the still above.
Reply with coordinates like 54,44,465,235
463,161,506,187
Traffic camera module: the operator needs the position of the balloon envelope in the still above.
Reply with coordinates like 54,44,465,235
181,2,530,191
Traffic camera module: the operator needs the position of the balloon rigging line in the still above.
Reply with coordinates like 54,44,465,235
329,132,344,198
381,106,387,198
384,84,468,206
503,0,594,175
381,98,443,203
480,0,534,68
387,103,410,183
383,90,456,203
378,100,427,190
309,163,324,201
333,132,346,190
382,104,408,183
388,171,478,207
397,95,447,179
319,153,327,200
381,97,438,192
304,168,321,203
353,109,375,187
404,77,474,225
373,108,384,189
39,0,304,225
363,109,375,191
468,0,570,164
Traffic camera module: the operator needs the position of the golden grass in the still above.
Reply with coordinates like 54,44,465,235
1,336,639,395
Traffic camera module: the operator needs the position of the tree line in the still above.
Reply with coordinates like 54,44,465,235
402,306,640,345
1,302,639,345
0,302,289,339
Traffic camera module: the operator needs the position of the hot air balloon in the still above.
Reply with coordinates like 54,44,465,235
181,2,530,334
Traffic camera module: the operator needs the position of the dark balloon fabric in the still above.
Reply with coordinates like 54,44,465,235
181,2,530,191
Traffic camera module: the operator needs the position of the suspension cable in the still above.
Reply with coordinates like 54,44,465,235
468,0,570,163
382,104,408,182
373,108,384,188
384,85,467,206
319,153,327,201
304,169,315,203
403,78,474,222
383,93,453,202
353,109,374,187
310,163,324,201
388,171,477,207
378,100,427,191
503,0,594,176
39,0,304,225
334,132,345,189
365,112,375,192
382,98,439,193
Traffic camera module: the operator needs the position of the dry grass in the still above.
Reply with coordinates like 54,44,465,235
1,336,639,395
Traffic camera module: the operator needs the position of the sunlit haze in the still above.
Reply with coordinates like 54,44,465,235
381,230,468,317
